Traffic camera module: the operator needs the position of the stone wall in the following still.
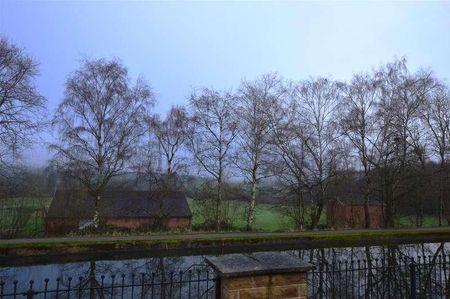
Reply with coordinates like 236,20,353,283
220,272,307,299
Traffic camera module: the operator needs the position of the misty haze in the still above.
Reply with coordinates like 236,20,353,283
1,1,450,299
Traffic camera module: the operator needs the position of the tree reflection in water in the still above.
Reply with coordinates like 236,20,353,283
1,243,450,298
54,256,214,298
305,242,449,298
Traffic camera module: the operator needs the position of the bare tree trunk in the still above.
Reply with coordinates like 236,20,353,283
446,168,450,226
363,200,371,229
94,195,100,228
439,190,443,227
216,179,222,231
310,182,325,229
363,178,371,228
310,202,324,229
167,161,172,177
297,192,305,229
89,261,96,299
159,257,166,298
246,179,257,231
439,159,445,226
365,246,374,296
363,166,372,228
385,184,395,228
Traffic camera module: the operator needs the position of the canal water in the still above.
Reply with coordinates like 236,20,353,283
1,242,449,298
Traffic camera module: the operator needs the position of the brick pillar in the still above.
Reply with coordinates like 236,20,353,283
206,252,314,299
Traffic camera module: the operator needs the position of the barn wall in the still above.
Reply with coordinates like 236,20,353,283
366,206,384,228
45,216,192,236
327,202,384,229
105,217,154,228
163,216,192,229
105,216,192,230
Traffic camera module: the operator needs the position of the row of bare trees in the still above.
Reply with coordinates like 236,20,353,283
2,36,450,231
182,60,450,230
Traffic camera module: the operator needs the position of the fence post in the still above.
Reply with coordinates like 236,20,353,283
410,262,416,299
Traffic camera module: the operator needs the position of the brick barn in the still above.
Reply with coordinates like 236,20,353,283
327,198,384,229
45,190,192,235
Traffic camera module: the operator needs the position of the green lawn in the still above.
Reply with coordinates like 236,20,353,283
397,215,441,228
229,201,295,231
187,198,442,232
187,198,327,231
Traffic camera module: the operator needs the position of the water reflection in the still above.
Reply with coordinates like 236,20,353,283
1,243,450,298
304,243,449,298
1,256,214,298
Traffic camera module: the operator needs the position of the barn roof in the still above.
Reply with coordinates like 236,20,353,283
47,190,192,219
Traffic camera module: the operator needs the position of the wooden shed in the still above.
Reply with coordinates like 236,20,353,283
45,190,192,236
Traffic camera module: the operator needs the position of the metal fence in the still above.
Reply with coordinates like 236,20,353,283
0,268,216,299
3,254,450,299
309,254,450,299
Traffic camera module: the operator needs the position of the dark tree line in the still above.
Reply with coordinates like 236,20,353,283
1,37,450,231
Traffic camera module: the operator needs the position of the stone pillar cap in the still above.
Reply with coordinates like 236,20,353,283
205,252,315,278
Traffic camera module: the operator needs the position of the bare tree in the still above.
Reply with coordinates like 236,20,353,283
234,73,285,231
148,105,188,177
266,91,309,229
292,78,343,229
51,58,154,228
371,58,434,227
340,73,381,228
421,83,450,225
187,88,237,230
0,37,46,165
133,131,163,192
130,106,189,229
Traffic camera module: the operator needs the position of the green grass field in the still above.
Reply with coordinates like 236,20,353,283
187,198,328,231
1,197,52,208
0,197,52,238
397,215,441,228
187,198,443,232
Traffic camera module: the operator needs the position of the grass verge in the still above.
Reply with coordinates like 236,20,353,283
2,227,450,253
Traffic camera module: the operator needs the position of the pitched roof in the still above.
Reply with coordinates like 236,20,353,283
47,190,192,219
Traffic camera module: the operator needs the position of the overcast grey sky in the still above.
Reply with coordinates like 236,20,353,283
0,0,449,165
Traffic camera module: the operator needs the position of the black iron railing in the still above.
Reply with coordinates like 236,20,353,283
0,268,216,299
309,255,450,298
3,254,450,298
